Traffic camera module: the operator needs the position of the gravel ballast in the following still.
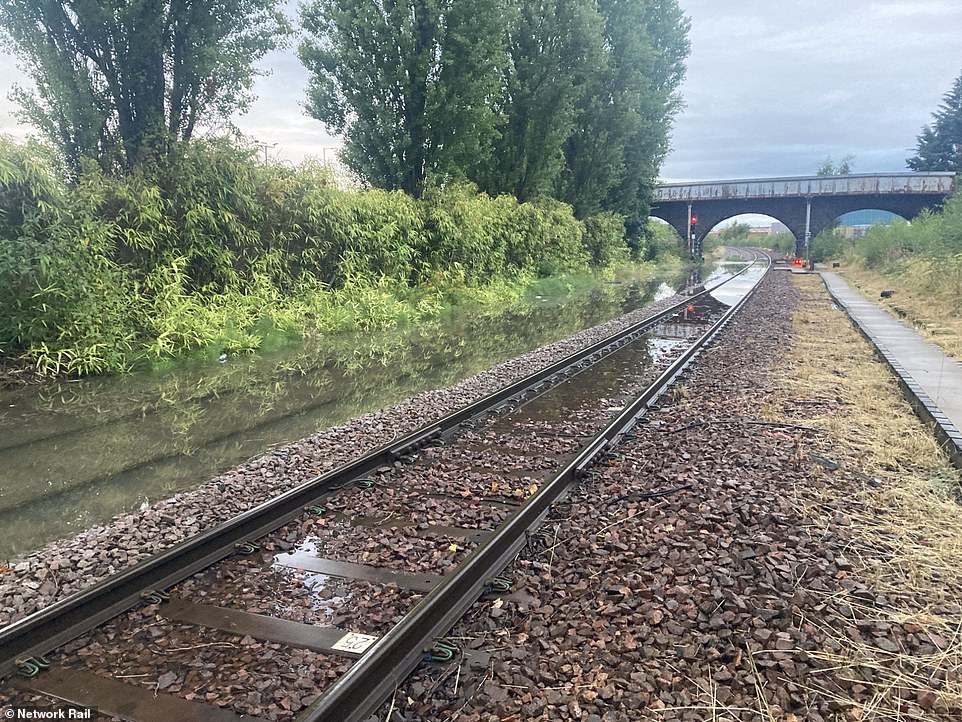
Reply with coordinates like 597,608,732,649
0,275,728,720
11,261,957,720
375,270,962,721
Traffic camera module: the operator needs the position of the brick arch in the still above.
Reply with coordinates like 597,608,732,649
701,212,800,241
832,207,909,224
683,197,810,256
651,203,804,258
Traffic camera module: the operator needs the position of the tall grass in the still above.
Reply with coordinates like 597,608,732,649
0,136,652,376
833,194,962,315
810,194,962,357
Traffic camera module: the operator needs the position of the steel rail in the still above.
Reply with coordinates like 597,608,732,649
299,250,772,722
0,252,760,679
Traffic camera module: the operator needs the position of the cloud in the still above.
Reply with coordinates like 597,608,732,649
233,45,340,163
870,0,958,18
0,54,29,140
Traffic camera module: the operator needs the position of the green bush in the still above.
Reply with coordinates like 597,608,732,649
642,221,685,261
422,184,513,283
583,212,629,267
1,136,642,377
831,194,962,316
844,195,962,268
810,229,847,263
505,197,590,276
0,140,138,374
767,232,796,255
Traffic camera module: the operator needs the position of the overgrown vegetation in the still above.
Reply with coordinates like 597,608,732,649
0,1,692,379
766,232,796,255
811,194,962,356
0,136,680,377
814,193,962,271
851,198,962,268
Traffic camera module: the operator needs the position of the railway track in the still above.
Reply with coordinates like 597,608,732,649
1,250,771,721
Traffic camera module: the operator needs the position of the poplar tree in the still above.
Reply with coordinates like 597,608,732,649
298,0,690,233
595,0,689,239
479,0,605,202
299,0,512,197
478,0,689,220
537,0,689,225
0,0,290,174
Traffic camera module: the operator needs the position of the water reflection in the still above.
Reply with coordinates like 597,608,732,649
0,267,696,559
708,259,767,307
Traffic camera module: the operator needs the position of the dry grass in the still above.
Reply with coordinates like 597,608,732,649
831,260,962,361
766,273,962,719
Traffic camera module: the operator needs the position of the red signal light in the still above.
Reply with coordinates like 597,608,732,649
690,216,698,225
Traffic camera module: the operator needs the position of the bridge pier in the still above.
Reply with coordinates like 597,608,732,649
803,198,812,259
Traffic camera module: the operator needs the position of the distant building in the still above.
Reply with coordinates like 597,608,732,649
836,209,900,238
707,221,791,240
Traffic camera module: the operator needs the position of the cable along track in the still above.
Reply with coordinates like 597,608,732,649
2,250,770,721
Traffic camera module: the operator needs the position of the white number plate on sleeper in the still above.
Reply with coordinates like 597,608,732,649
331,631,379,654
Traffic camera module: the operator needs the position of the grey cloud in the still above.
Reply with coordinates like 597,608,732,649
0,54,29,140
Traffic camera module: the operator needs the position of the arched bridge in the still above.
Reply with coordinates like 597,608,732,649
651,172,957,257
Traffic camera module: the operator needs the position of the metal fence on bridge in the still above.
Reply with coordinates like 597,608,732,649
655,172,956,202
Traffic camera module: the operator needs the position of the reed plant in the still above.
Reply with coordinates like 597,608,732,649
0,136,655,376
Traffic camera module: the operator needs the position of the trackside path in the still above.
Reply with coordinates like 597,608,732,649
822,271,962,466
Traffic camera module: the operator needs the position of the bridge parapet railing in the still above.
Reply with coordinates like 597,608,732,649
654,173,956,202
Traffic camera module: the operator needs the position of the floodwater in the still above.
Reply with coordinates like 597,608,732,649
0,264,738,560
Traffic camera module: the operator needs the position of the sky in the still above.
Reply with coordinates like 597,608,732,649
1,0,960,184
666,0,962,181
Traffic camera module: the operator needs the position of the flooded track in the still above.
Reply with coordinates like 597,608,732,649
0,267,712,559
0,250,769,721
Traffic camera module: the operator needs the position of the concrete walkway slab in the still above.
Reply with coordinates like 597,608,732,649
821,272,962,469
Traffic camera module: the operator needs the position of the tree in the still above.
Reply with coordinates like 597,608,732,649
478,0,604,203
908,71,962,172
601,0,689,243
816,155,854,176
557,0,689,220
719,221,751,243
488,0,689,232
0,0,290,173
299,0,511,197
300,0,689,220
